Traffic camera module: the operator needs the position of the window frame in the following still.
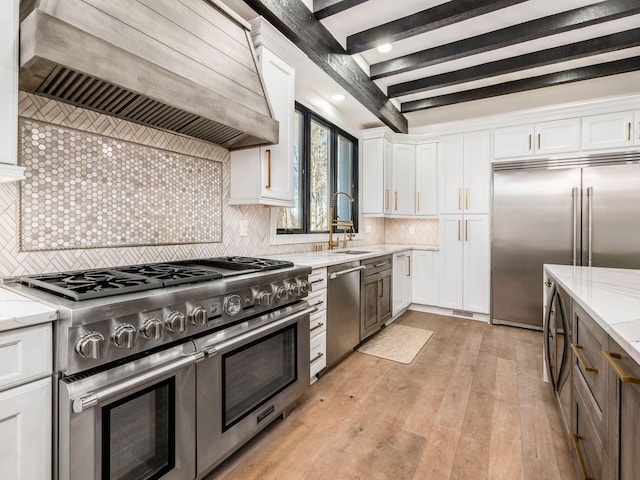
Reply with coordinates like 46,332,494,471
276,102,359,236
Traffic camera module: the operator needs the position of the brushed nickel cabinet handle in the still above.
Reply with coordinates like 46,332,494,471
374,262,387,268
537,133,541,150
457,188,461,210
310,279,324,285
628,122,632,141
394,191,398,211
571,434,594,480
571,344,599,374
457,220,461,241
406,256,411,276
385,189,390,210
310,322,325,332
379,278,384,298
465,188,469,210
528,134,532,151
265,149,272,189
312,300,324,307
310,352,324,364
465,220,468,242
603,351,640,384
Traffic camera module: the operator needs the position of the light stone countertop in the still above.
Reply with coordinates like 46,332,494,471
544,264,640,365
0,287,58,332
268,244,438,269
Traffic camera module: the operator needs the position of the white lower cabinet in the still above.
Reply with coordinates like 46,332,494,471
438,215,490,314
411,249,438,306
0,377,51,479
308,268,327,383
392,251,412,316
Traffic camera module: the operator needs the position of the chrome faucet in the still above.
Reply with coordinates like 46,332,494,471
328,191,354,250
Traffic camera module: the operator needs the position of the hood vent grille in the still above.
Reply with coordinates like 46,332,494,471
38,66,244,146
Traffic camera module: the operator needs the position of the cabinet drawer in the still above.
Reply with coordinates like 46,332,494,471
572,373,604,480
0,324,52,392
310,331,326,377
306,289,327,312
361,255,392,277
309,268,327,292
573,304,607,413
309,310,327,338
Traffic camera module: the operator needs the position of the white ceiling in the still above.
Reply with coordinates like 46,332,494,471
220,0,640,132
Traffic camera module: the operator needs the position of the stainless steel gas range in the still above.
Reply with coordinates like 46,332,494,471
3,257,314,480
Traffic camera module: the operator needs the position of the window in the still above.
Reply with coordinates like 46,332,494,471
277,103,358,235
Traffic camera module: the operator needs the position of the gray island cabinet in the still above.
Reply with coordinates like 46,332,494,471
544,265,640,480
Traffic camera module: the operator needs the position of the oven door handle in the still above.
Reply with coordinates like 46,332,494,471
71,351,206,413
202,305,318,357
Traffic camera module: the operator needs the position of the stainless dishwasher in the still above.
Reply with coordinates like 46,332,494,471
326,261,365,370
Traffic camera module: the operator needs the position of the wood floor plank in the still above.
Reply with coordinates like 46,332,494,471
204,313,576,480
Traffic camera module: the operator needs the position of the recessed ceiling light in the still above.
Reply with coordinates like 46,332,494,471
332,94,345,102
377,43,392,53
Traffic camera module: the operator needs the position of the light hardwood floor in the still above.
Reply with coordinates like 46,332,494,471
204,311,576,480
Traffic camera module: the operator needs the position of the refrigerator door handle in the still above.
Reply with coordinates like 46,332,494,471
587,186,593,267
572,187,578,266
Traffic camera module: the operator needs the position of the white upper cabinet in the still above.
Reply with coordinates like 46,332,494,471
582,111,636,151
415,143,438,216
229,47,295,206
438,131,491,215
391,143,416,215
493,118,580,159
383,139,393,215
362,137,385,215
0,0,25,181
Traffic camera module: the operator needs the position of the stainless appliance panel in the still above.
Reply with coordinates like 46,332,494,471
492,167,581,328
581,163,640,268
326,261,363,369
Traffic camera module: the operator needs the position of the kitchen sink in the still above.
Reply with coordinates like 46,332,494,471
339,250,372,254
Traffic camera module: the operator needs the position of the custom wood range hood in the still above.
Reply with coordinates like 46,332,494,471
18,0,279,149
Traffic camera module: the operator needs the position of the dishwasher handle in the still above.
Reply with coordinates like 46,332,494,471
329,265,365,279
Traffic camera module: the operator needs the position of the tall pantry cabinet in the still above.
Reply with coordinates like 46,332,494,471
438,131,491,314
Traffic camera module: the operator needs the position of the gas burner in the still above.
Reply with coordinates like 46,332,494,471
20,269,161,301
114,263,223,286
200,256,294,271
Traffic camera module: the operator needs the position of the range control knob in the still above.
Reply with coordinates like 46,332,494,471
110,324,137,349
75,331,105,359
165,311,186,333
255,290,273,306
288,282,301,296
189,306,208,325
299,280,311,294
224,294,242,317
140,317,163,340
276,286,288,300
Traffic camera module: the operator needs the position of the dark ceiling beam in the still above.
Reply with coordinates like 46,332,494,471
346,0,528,54
401,57,640,113
389,28,640,98
243,0,407,133
314,0,369,20
371,0,640,80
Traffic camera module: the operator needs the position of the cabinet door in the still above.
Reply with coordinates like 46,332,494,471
462,215,490,313
362,138,385,215
392,253,409,316
361,275,381,340
493,124,534,159
438,135,464,214
259,48,295,203
582,111,635,151
383,140,393,214
412,250,438,306
0,0,18,167
0,377,51,480
415,143,437,216
463,131,491,214
379,269,392,323
535,118,580,156
604,337,640,480
392,144,416,215
438,216,463,310
636,111,640,146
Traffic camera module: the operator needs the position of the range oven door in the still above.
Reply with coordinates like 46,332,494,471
58,343,203,480
195,303,314,478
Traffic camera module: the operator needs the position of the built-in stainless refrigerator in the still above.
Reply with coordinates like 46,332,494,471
491,152,640,329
